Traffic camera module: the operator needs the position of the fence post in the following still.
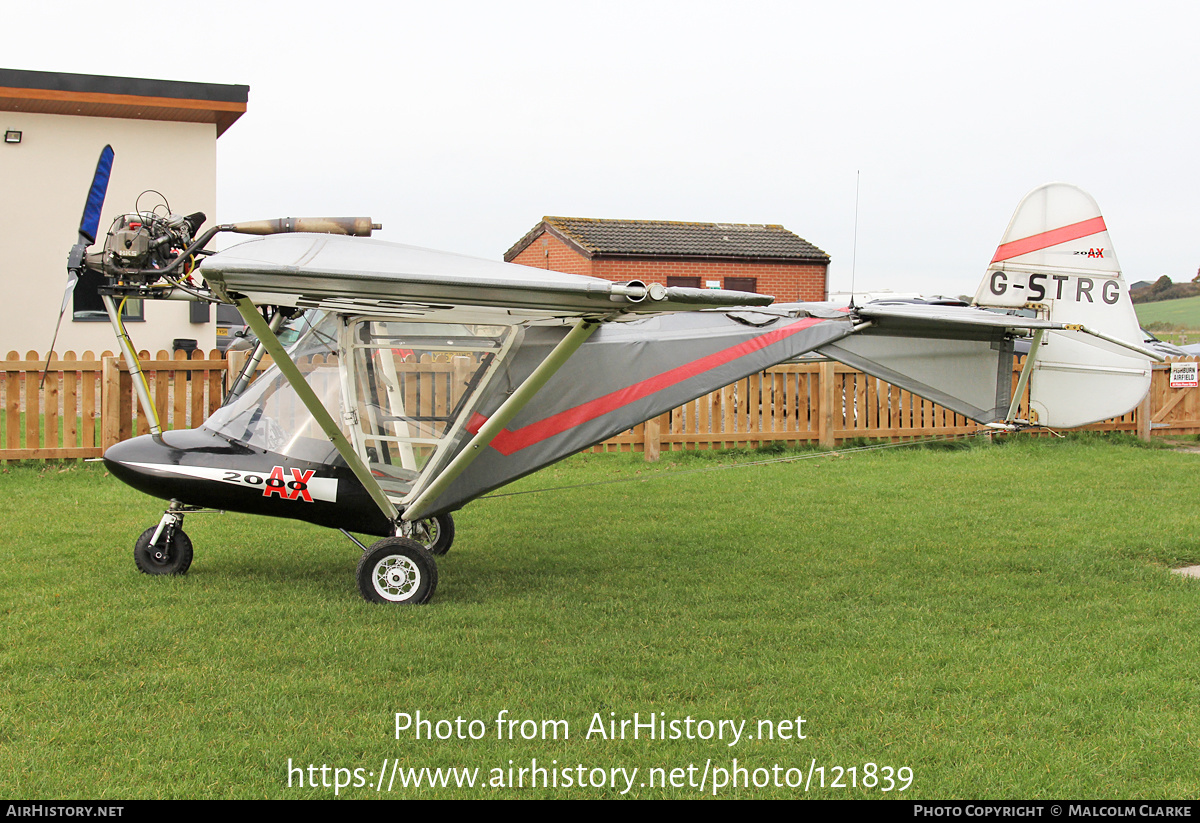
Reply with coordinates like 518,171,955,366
225,350,247,392
24,350,39,453
101,355,121,450
819,360,836,448
644,414,661,462
451,355,473,408
1137,383,1152,442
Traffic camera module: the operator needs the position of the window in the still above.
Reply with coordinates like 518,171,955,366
347,319,512,499
724,277,758,294
72,268,143,322
666,276,701,288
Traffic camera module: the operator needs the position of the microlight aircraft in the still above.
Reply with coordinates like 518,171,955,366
64,147,1161,603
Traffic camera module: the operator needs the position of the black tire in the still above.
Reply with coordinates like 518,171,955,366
411,513,455,556
356,538,438,604
133,525,193,576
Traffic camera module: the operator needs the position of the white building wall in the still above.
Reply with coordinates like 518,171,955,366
0,112,218,358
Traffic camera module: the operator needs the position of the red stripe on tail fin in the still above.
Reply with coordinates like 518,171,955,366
990,216,1107,263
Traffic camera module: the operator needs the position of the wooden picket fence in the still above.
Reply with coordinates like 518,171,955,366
0,349,229,460
592,358,1198,459
2,350,1198,462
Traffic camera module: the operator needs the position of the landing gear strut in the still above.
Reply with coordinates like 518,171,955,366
133,502,193,575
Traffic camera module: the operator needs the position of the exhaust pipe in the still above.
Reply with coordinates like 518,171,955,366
227,217,381,237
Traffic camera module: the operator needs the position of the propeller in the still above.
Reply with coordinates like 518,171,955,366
43,145,114,385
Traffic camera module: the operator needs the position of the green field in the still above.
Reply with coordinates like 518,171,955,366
1136,294,1200,335
2,436,1199,799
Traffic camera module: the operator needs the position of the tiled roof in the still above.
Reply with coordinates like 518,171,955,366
505,217,829,262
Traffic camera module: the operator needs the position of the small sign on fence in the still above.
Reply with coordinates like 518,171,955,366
1170,362,1198,388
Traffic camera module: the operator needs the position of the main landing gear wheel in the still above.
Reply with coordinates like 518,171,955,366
357,538,438,604
411,513,455,556
133,526,193,576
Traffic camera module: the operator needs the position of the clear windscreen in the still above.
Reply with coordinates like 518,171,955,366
203,311,346,464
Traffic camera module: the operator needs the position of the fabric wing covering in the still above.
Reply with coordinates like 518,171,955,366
414,309,857,515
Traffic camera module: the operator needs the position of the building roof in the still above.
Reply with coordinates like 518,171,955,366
0,68,248,136
505,216,829,263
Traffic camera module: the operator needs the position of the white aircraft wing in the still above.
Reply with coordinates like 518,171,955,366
200,233,771,317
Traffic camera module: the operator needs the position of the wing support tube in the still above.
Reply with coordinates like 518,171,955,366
1006,329,1043,424
230,295,400,523
401,317,600,522
225,311,287,401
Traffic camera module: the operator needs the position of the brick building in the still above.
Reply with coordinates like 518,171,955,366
504,216,829,301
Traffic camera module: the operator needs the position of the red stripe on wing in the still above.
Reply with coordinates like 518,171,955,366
480,317,827,456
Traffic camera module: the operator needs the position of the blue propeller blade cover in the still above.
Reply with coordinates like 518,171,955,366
78,145,114,245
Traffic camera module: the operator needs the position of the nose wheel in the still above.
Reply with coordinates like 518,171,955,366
133,524,193,575
409,513,455,556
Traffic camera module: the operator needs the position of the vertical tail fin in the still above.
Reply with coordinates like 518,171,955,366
973,183,1149,428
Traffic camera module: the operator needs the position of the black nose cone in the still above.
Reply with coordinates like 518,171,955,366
103,433,189,503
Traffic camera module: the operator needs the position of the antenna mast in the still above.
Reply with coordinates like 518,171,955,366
850,170,860,307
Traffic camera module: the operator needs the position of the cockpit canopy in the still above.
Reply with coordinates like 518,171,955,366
203,311,513,501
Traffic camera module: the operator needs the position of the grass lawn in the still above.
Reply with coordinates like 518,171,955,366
1,434,1199,799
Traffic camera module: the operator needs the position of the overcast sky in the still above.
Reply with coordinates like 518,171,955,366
10,1,1199,297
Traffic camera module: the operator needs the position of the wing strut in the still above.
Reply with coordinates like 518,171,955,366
1006,329,1043,424
231,296,400,523
402,318,600,522
225,310,287,402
